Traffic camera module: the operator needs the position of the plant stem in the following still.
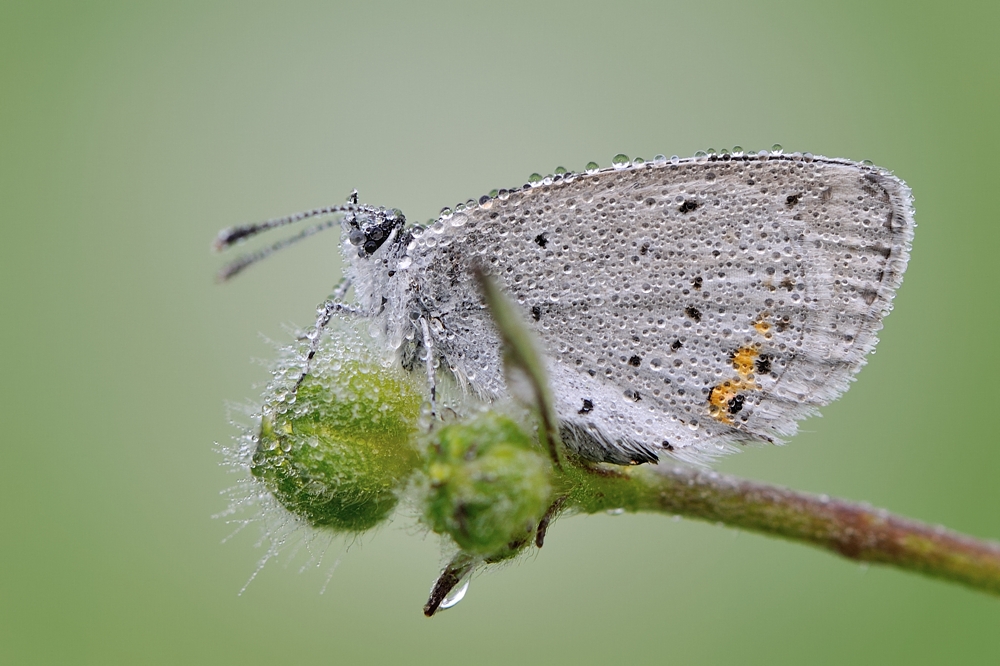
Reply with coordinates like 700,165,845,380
567,463,1000,596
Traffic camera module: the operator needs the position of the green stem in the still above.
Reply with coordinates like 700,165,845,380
565,463,1000,596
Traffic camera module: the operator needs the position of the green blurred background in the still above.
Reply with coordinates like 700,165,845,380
2,1,998,663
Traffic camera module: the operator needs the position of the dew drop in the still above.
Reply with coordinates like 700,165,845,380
439,575,471,610
612,154,630,168
585,161,600,173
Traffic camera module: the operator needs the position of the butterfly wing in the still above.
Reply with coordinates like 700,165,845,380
404,155,913,464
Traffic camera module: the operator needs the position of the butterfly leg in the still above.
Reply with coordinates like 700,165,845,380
419,316,439,419
294,296,364,391
330,276,353,301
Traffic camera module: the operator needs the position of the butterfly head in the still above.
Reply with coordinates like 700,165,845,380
344,207,406,258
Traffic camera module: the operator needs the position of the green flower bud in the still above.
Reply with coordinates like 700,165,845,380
252,359,423,532
424,412,553,556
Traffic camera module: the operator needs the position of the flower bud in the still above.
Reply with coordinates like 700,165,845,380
424,412,553,556
252,360,422,532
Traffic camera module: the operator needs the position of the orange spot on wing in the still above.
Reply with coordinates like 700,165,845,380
707,379,755,424
730,346,759,378
708,346,763,424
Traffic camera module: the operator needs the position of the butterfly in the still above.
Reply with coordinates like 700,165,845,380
216,152,913,466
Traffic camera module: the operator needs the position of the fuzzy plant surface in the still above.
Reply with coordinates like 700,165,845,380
231,275,1000,616
251,363,423,532
424,412,553,557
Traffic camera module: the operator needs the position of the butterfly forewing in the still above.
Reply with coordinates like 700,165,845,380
400,154,913,464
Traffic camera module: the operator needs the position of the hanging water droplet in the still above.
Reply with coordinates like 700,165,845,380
439,574,471,610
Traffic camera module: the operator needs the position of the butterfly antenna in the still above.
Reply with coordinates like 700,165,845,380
213,203,374,252
214,196,390,281
215,216,342,282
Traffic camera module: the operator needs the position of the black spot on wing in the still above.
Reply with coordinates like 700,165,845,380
755,354,772,375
